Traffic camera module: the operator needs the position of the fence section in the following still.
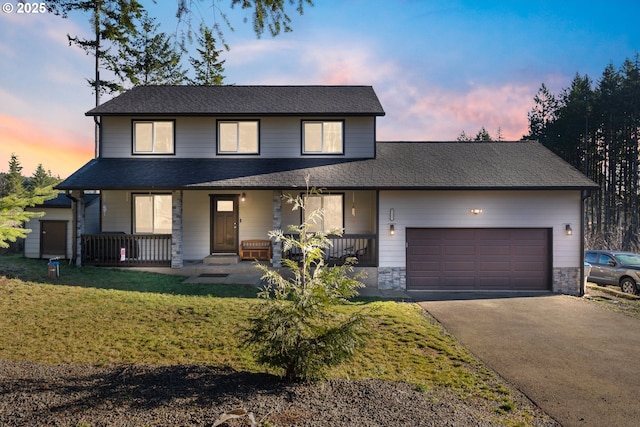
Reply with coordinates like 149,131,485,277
283,233,377,266
82,234,171,267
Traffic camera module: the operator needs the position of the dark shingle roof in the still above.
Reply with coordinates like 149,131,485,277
86,86,386,116
36,193,73,208
57,142,597,191
31,193,100,208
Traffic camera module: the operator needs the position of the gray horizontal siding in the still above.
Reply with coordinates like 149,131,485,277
100,116,375,159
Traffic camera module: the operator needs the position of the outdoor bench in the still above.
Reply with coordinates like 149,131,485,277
239,239,272,261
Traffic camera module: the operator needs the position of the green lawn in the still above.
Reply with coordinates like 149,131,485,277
0,255,535,425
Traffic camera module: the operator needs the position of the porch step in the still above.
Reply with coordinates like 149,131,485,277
203,254,240,265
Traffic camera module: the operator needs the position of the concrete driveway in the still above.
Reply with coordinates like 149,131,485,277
418,293,640,427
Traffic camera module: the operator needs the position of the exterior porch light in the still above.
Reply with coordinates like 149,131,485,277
470,208,483,215
565,224,573,236
241,192,246,202
389,224,395,235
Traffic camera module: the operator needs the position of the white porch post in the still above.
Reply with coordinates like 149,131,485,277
71,190,85,267
171,190,183,268
272,190,283,267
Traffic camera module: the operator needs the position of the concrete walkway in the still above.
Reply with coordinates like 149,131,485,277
418,293,640,427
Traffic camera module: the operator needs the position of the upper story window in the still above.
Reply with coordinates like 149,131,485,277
218,120,259,154
133,121,174,154
302,121,344,154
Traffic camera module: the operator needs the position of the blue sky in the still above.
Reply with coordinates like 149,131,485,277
1,0,638,177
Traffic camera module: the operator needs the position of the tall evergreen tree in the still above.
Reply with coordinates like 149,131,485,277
112,13,187,88
3,154,25,197
526,83,558,142
47,0,144,157
618,55,640,244
188,25,226,85
474,127,492,141
27,164,61,192
538,74,593,169
47,0,144,98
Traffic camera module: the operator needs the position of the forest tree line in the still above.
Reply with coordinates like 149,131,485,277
526,54,640,251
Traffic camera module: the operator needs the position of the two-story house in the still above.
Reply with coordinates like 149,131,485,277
57,85,597,295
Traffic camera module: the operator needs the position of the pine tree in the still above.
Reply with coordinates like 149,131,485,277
526,83,558,142
112,12,187,88
3,154,25,197
456,131,471,141
188,25,226,85
27,164,61,192
47,0,144,98
474,127,492,141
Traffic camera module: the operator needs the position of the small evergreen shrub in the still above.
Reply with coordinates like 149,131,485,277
244,185,366,382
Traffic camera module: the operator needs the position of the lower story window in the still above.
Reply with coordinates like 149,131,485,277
304,194,343,233
134,194,172,234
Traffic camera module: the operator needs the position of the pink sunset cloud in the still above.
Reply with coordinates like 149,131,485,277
228,37,536,142
206,27,545,145
0,115,93,178
377,81,534,141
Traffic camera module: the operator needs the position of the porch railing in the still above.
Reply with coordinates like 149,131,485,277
283,233,377,267
81,233,171,267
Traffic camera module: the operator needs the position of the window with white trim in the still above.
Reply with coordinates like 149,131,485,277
133,194,172,234
133,121,174,154
218,121,259,154
304,194,343,233
303,121,343,154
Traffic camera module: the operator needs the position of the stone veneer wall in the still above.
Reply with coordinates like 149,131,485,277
171,190,183,268
553,266,581,296
378,265,583,295
378,267,406,290
72,190,85,267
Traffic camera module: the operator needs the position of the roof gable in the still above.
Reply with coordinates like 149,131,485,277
86,85,386,117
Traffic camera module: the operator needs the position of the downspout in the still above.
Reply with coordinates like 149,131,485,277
94,116,101,158
580,189,591,296
65,190,79,265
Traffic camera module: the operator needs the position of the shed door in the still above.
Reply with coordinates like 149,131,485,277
40,220,67,258
406,228,551,291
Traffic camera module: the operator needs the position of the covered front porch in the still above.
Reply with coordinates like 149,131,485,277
79,232,378,268
74,189,379,270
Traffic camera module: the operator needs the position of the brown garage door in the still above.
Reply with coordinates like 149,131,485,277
406,228,551,291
